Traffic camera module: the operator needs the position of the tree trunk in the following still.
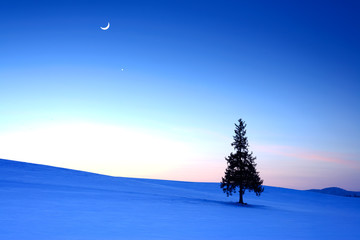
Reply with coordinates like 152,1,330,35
239,186,244,204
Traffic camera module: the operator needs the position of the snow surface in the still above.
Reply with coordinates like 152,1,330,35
308,187,360,198
1,158,359,240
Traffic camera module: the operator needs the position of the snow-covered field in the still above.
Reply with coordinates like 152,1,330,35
1,159,359,240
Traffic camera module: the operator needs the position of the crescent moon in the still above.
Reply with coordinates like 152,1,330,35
100,22,110,30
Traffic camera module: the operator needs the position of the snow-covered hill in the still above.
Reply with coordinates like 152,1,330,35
308,187,360,198
1,158,359,239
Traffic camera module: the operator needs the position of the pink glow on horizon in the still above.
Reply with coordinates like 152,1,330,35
254,144,360,169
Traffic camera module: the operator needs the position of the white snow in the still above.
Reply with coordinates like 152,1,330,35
1,158,359,239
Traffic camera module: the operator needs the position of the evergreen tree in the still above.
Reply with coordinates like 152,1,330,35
220,119,264,204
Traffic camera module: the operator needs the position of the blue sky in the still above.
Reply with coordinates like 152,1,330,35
1,0,359,190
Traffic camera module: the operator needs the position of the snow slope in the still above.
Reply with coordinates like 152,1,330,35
1,158,359,240
308,187,360,198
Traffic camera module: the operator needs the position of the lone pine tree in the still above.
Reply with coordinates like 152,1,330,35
220,119,264,204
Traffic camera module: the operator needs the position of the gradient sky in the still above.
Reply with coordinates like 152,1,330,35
1,0,359,190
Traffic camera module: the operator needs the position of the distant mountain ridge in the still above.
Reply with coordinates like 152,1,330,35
308,187,360,198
